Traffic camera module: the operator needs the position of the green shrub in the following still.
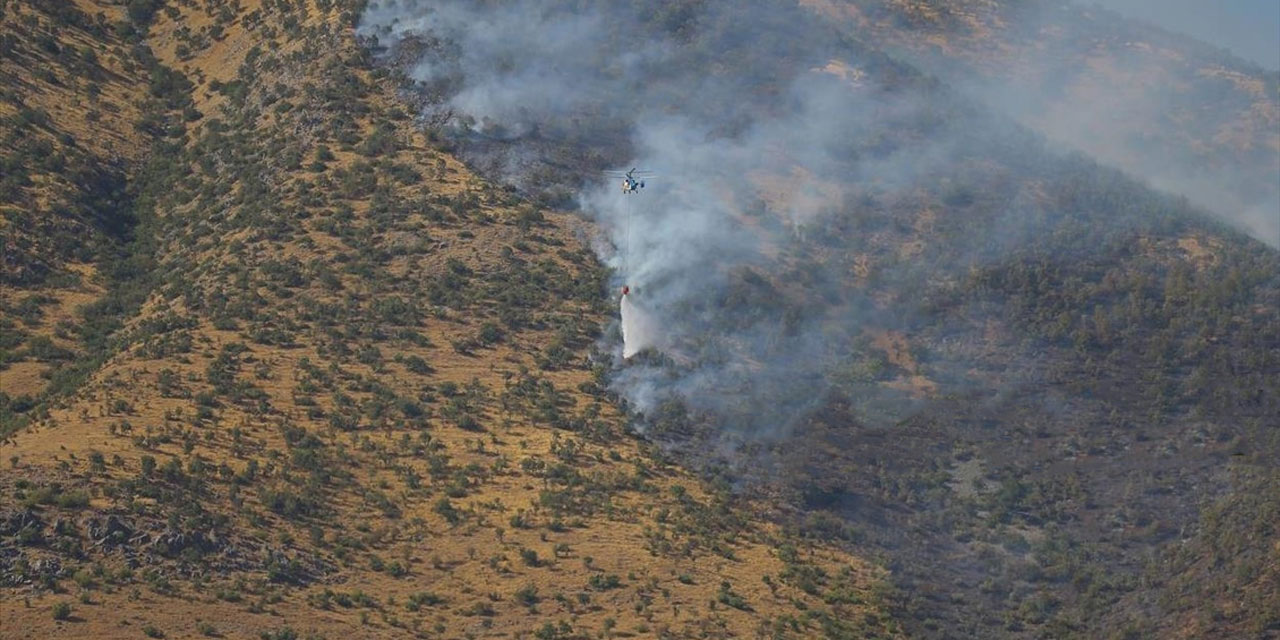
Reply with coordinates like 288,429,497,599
519,548,540,567
588,574,621,591
51,602,72,620
514,583,540,606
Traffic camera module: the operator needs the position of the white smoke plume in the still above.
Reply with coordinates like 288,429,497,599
358,0,1271,440
358,0,898,437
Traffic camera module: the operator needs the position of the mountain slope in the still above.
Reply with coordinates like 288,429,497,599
3,1,1277,639
803,0,1280,246
1,2,899,639
0,0,165,410
356,1,1279,639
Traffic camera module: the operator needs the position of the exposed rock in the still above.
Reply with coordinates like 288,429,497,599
86,514,134,547
0,509,42,537
150,527,220,557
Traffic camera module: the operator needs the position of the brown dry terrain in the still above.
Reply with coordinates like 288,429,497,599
1,0,149,400
1,1,899,639
5,2,1278,640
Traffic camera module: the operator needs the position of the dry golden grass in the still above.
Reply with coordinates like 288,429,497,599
0,0,148,397
0,264,104,397
0,362,51,399
868,328,936,398
0,1,146,162
0,2,900,639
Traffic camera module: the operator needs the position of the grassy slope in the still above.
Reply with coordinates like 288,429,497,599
0,0,152,404
405,1,1276,637
0,1,899,639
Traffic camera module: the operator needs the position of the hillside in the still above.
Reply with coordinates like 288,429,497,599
0,0,158,409
803,0,1280,246
0,1,899,639
360,1,1280,638
2,1,1278,639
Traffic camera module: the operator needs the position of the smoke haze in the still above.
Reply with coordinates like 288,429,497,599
1093,0,1280,70
801,0,1280,248
360,0,893,438
977,4,1280,248
359,0,1275,442
355,4,1280,637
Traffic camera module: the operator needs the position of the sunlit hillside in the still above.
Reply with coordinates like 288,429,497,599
2,1,1277,640
1,2,899,639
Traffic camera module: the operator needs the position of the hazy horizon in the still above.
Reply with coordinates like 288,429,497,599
1092,0,1280,70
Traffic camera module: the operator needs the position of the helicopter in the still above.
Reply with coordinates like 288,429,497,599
605,168,653,194
602,168,654,297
